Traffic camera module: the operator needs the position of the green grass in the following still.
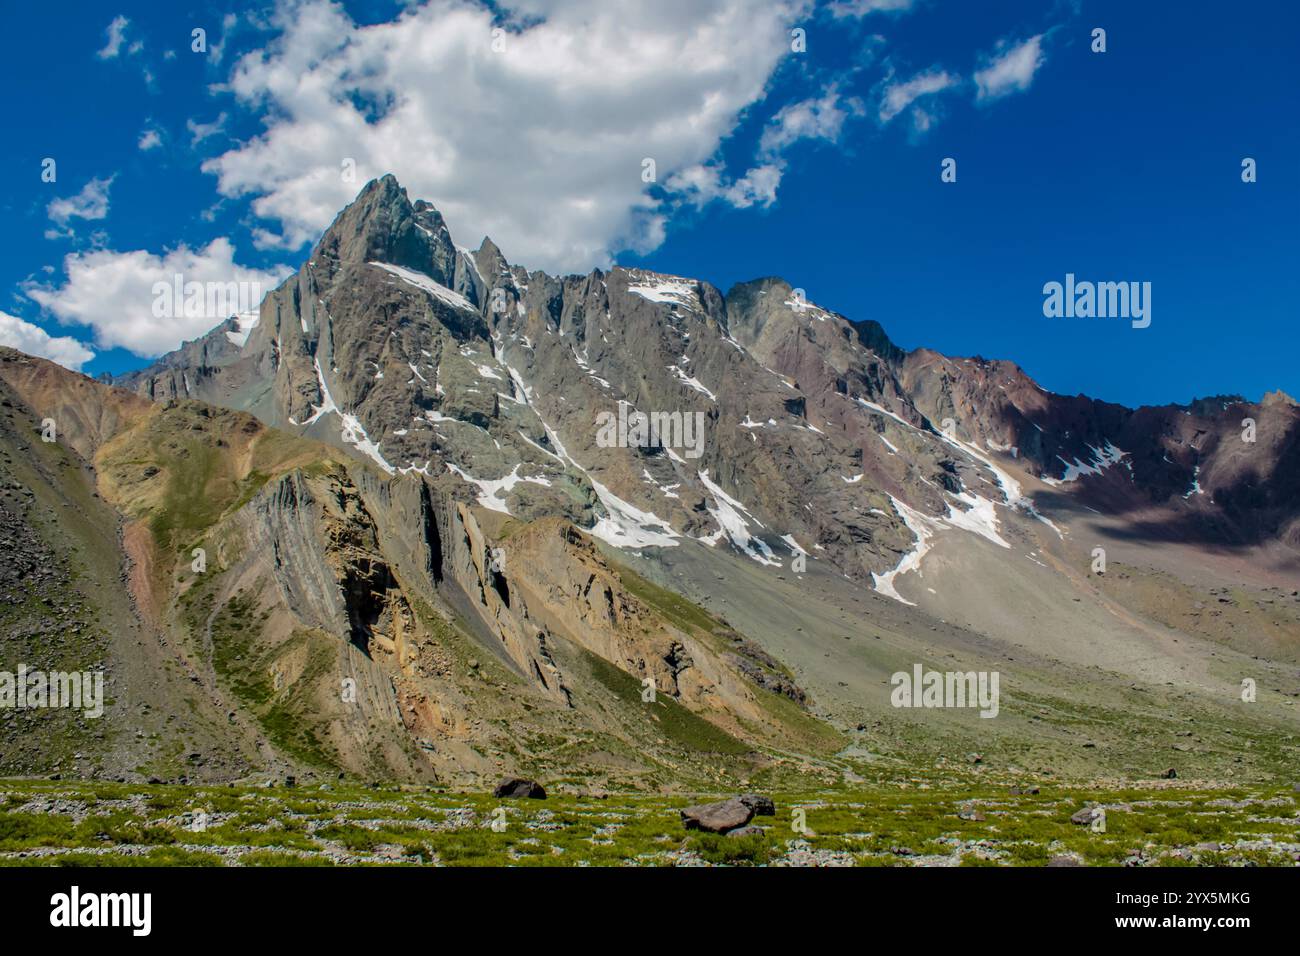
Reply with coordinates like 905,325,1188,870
3,776,1292,867
584,650,751,756
180,575,342,772
686,830,774,865
614,565,719,636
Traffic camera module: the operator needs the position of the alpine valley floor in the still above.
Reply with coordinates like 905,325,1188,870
1,775,1297,867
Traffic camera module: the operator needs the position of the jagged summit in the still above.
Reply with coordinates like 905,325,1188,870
117,177,1300,593
11,176,1300,791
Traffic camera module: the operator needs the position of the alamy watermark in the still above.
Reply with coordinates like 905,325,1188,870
1042,273,1151,329
891,664,999,718
595,405,705,459
50,886,150,936
151,273,262,320
0,664,103,718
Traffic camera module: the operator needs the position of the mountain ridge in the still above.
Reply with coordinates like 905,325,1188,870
119,176,1300,585
12,175,1295,788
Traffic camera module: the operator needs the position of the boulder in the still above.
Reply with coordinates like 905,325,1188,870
738,794,775,816
1070,806,1102,826
726,825,766,839
493,777,546,799
680,798,754,834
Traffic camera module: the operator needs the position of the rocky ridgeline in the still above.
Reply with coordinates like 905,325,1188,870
5,174,1297,792
119,175,1300,592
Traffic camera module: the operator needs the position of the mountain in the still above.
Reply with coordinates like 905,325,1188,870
121,175,1300,577
12,175,1299,788
0,345,835,789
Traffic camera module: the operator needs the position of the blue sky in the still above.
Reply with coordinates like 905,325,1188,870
0,0,1295,408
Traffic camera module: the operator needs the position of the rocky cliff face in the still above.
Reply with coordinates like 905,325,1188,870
66,176,1300,785
2,347,831,789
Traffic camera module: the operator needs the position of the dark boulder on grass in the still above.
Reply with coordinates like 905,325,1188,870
681,798,754,834
494,777,546,799
738,794,775,816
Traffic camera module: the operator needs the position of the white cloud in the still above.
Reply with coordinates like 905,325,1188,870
720,164,784,209
45,177,114,239
138,127,162,151
97,15,130,60
187,113,228,146
829,0,914,17
0,311,95,371
974,34,1046,101
207,13,239,66
25,239,291,358
201,0,808,274
759,87,862,156
878,68,957,123
669,87,860,210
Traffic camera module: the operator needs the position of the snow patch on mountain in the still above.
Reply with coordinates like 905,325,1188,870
872,496,937,606
224,310,260,348
446,462,551,515
942,491,1010,549
936,429,1063,539
531,407,680,550
698,470,779,566
587,478,681,549
780,534,807,556
1041,441,1127,485
369,261,477,313
291,358,395,474
626,273,700,310
668,365,716,401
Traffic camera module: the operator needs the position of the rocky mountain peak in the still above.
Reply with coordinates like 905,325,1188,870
313,174,458,287
116,175,1300,599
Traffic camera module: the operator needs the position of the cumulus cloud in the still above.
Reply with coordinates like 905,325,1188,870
25,239,292,357
0,311,95,371
878,68,958,124
138,127,162,151
45,177,115,240
200,0,807,274
974,34,1046,101
96,15,130,60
